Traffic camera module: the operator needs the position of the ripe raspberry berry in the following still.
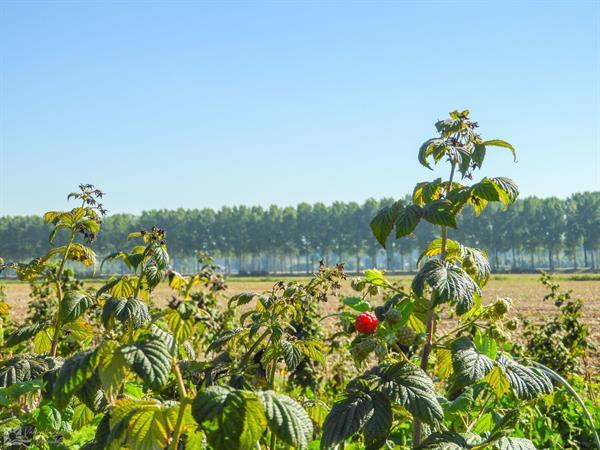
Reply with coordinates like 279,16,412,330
355,312,379,334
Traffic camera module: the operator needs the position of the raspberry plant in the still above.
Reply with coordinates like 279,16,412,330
320,110,554,449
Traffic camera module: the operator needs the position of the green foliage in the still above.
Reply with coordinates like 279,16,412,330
0,114,595,450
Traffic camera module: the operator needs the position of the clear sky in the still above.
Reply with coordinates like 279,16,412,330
1,1,599,216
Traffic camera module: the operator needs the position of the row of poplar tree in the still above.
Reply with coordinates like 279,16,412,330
1,192,598,274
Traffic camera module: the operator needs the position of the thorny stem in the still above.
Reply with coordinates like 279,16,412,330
413,161,457,446
50,231,76,357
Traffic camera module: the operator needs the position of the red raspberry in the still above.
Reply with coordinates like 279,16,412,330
355,312,379,334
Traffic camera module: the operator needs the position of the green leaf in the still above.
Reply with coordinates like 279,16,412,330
482,139,517,162
33,327,54,353
489,177,519,205
47,243,97,266
445,388,474,414
452,337,494,386
320,394,374,450
418,138,449,170
192,386,267,450
484,366,510,397
34,400,63,432
108,398,180,450
494,437,537,450
421,200,457,228
343,297,371,312
364,269,386,286
53,348,100,408
496,355,553,400
415,431,476,449
259,390,313,450
5,321,51,347
412,260,480,314
370,201,401,247
120,338,172,391
462,247,491,287
60,291,94,324
281,340,303,371
363,391,392,450
72,402,95,430
0,379,44,405
379,361,443,425
163,307,194,343
295,340,326,366
395,204,422,238
0,354,54,387
207,327,248,352
102,297,150,330
472,143,486,168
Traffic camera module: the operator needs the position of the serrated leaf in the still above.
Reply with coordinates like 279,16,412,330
421,200,457,228
452,337,494,386
281,340,303,371
436,348,454,379
343,296,371,312
412,260,480,314
395,204,422,238
33,327,54,353
34,400,63,432
207,327,247,352
364,269,386,286
370,202,401,247
192,386,267,450
5,321,51,347
494,437,536,450
415,431,475,449
60,291,94,324
120,338,172,390
108,398,180,450
482,139,517,162
496,355,553,400
320,394,373,450
163,307,194,343
259,390,313,450
484,366,510,397
379,361,444,425
47,243,96,266
363,391,392,450
0,354,54,387
102,297,150,330
489,177,519,205
72,402,95,430
295,340,326,366
53,348,100,408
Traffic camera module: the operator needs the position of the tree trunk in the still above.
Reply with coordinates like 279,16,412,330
583,246,588,268
355,254,360,275
530,252,535,270
548,249,553,270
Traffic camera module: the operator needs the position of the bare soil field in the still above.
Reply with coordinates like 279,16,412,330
3,274,599,365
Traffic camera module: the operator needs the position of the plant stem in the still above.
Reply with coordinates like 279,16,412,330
413,162,457,446
169,359,190,450
268,345,278,450
50,231,76,357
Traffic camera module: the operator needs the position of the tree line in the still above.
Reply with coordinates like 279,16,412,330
1,192,598,274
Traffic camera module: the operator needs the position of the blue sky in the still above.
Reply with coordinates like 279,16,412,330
1,1,598,216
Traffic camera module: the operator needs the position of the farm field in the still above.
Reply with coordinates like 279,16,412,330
4,273,599,364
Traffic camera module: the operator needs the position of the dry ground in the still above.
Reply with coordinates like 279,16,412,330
3,274,599,366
